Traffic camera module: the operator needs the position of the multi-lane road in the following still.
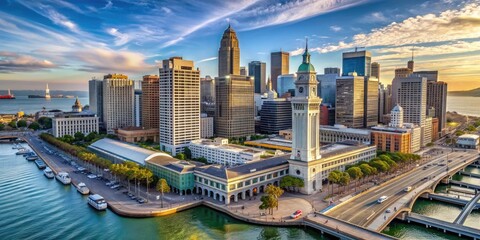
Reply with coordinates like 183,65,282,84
326,148,479,227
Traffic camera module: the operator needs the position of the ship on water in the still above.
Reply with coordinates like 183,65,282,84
28,84,52,99
0,89,16,99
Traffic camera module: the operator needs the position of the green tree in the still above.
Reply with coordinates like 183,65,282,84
156,178,171,208
28,122,41,131
8,120,16,129
0,123,5,131
327,170,341,195
338,172,351,193
85,132,98,142
259,194,277,215
61,135,75,144
38,117,52,129
175,153,186,160
74,132,85,142
265,185,284,212
17,119,27,128
346,167,363,191
183,147,192,159
359,163,375,182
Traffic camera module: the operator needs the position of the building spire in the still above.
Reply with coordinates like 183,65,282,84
302,38,311,64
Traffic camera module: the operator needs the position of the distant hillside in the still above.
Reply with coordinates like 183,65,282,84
448,88,480,97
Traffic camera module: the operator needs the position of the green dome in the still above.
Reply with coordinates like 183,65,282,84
298,62,315,72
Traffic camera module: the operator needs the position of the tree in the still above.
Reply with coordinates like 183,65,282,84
0,123,5,131
327,170,341,195
265,185,284,212
359,163,375,182
346,167,363,191
156,178,170,208
338,172,351,193
28,122,41,131
175,153,186,160
17,119,27,128
8,120,17,128
85,132,98,142
61,135,75,144
183,147,192,159
38,117,52,129
74,132,85,142
259,194,277,215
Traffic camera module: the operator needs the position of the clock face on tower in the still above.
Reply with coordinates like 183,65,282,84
298,87,304,93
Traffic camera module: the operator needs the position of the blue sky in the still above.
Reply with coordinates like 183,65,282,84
0,0,479,91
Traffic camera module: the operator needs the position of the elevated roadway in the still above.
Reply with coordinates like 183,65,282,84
407,213,480,239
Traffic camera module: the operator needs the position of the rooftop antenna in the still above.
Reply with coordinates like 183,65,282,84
411,46,415,61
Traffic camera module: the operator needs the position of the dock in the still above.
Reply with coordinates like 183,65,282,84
450,180,480,190
454,193,480,225
406,213,480,239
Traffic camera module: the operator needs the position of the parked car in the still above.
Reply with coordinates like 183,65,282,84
290,210,302,219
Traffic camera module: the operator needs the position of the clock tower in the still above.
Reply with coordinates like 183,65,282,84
288,40,323,194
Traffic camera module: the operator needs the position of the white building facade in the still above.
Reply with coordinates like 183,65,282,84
52,114,99,138
102,74,134,134
200,114,214,138
189,138,264,167
320,124,371,144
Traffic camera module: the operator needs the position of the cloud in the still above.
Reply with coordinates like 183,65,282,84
107,28,130,46
329,25,342,32
197,57,217,63
362,12,388,23
161,7,172,14
0,51,57,73
103,0,113,9
66,48,153,73
15,1,81,33
313,3,480,53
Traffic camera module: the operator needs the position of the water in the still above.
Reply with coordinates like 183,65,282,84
465,166,480,175
0,143,325,240
447,95,480,117
452,174,480,185
382,220,464,240
0,95,89,114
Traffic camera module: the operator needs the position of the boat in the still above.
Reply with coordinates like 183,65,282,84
55,172,71,185
34,159,46,169
16,148,30,155
44,167,54,179
88,194,108,211
76,182,90,195
26,155,39,161
0,89,15,99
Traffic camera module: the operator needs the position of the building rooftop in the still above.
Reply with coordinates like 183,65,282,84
320,124,371,135
458,134,479,140
88,138,170,165
191,139,264,155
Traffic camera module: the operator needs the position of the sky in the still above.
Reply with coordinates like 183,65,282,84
0,0,479,91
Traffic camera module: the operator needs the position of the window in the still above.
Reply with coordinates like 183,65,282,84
253,178,258,184
237,182,243,188
245,180,251,186
229,184,236,190
260,176,265,181
267,174,272,179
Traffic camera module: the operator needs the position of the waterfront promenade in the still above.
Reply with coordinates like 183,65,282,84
9,132,395,240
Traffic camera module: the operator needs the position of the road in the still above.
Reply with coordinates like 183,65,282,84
326,147,479,227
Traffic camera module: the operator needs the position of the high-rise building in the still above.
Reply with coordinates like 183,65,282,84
371,62,380,80
324,67,340,75
134,89,142,127
218,25,240,77
426,81,447,135
364,77,379,127
240,67,247,76
271,51,289,92
389,104,404,128
200,113,214,138
394,68,412,78
159,57,200,155
248,61,267,94
88,79,103,123
141,75,160,129
317,72,340,106
378,84,386,123
277,74,296,97
414,71,438,81
259,80,291,134
335,73,365,128
342,50,371,77
200,76,215,117
102,74,134,134
392,75,429,146
215,75,255,137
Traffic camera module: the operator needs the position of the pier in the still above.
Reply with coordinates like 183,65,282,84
459,171,480,179
427,193,478,207
454,193,480,225
450,180,480,190
406,213,480,239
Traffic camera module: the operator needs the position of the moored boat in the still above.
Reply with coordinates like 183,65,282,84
55,172,71,185
43,167,54,179
34,159,46,169
26,155,38,161
16,148,30,155
76,182,90,195
88,194,108,211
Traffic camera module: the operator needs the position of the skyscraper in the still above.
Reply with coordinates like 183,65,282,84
317,72,340,106
215,25,255,138
392,75,429,146
342,49,372,77
394,68,412,78
425,78,447,136
371,62,380,80
277,74,296,97
141,75,160,129
240,66,247,76
88,79,103,123
259,80,291,134
134,88,142,127
159,57,200,155
248,61,267,94
364,77,379,127
270,51,289,92
335,73,365,128
200,76,215,117
218,25,240,77
324,67,340,75
102,74,134,134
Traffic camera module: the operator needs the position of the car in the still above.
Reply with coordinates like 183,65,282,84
386,208,392,213
404,186,412,192
137,198,146,204
87,174,97,179
377,196,388,203
110,184,120,189
448,160,453,163
290,210,302,219
423,167,428,170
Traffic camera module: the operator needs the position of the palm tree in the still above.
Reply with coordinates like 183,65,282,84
156,178,170,208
